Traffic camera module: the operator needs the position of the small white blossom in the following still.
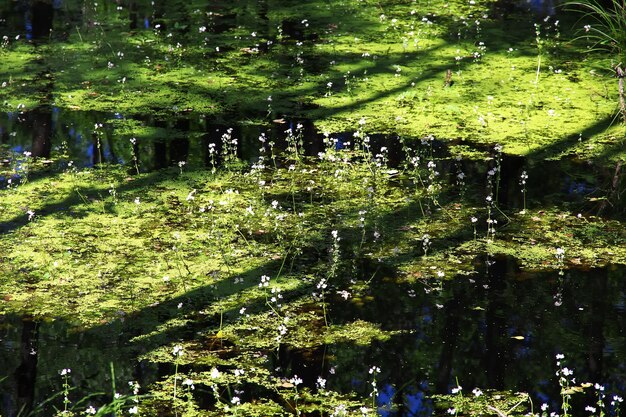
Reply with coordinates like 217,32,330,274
172,345,183,357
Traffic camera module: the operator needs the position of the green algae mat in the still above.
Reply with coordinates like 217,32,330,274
1,0,626,416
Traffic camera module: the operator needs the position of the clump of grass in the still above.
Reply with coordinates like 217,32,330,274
567,0,626,121
568,0,626,62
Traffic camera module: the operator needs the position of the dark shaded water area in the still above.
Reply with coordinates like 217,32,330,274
2,261,625,416
0,107,619,216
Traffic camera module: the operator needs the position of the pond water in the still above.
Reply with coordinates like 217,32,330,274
1,0,626,416
2,260,625,415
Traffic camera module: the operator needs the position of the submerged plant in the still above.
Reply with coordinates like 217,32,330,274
556,353,573,417
368,366,380,411
172,344,184,415
130,138,140,175
519,170,528,214
60,368,72,415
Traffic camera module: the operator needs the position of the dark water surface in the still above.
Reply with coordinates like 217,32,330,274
2,261,625,415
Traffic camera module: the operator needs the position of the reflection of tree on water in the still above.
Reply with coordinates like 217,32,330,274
9,0,59,160
29,107,53,158
27,0,55,40
484,255,510,389
151,118,190,170
435,288,462,393
0,316,39,417
583,268,607,383
14,317,39,417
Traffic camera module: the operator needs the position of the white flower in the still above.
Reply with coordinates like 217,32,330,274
85,406,97,415
211,367,221,379
129,406,138,414
472,388,483,397
368,366,380,374
451,385,462,394
129,381,140,395
172,345,184,357
259,275,270,288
